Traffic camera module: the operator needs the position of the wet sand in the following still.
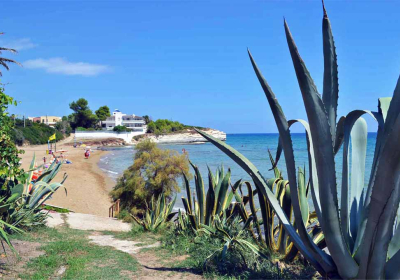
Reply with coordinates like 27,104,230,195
19,135,115,217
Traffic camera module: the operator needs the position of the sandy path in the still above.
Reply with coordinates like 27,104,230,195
19,134,115,217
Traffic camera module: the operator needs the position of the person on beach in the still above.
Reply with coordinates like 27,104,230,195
84,149,90,159
51,152,59,164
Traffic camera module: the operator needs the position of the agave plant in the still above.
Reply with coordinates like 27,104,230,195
203,215,269,268
195,3,400,279
131,193,177,231
181,162,242,230
2,154,67,228
248,151,324,262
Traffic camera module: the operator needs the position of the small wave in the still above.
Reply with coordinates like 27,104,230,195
100,168,119,175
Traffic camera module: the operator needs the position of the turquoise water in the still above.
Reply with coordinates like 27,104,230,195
99,133,377,208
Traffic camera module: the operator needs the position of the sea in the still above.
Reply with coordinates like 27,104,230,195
98,133,377,209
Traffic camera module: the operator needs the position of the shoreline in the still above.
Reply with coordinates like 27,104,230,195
19,135,115,217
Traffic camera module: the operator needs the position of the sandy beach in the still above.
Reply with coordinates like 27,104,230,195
19,135,115,217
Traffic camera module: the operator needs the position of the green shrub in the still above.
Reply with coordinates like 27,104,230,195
76,127,86,131
146,119,187,134
110,139,191,216
161,223,314,279
13,123,64,145
113,125,128,132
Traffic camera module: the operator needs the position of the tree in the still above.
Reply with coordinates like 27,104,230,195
146,122,157,133
68,98,98,129
55,120,72,135
95,105,111,128
95,106,111,121
142,115,151,125
0,84,24,186
110,139,191,216
0,33,21,76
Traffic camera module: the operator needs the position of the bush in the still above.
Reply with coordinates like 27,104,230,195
146,119,186,135
113,125,128,133
12,128,24,146
12,123,64,145
161,224,314,279
110,139,191,216
76,127,86,131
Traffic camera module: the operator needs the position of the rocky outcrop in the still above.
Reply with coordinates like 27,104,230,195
131,128,226,144
65,138,126,147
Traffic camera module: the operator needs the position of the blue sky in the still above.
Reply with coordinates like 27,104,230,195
3,0,400,133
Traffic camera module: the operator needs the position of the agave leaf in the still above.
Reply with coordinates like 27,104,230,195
182,197,192,215
35,169,52,183
248,48,335,273
387,224,400,259
41,162,62,184
231,179,243,203
223,191,234,212
322,3,339,141
215,170,231,214
386,249,400,279
353,106,387,258
284,20,357,277
298,167,309,226
182,172,193,212
205,181,215,226
167,195,176,216
28,183,63,209
190,161,205,224
195,128,330,275
340,116,368,250
269,120,323,227
333,116,346,154
236,238,269,259
357,91,400,278
349,119,367,240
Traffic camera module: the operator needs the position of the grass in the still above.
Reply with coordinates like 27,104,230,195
12,226,138,279
10,220,316,279
156,225,316,279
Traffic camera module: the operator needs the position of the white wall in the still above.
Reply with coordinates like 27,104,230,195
75,130,144,143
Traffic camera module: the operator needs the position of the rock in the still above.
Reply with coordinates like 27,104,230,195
135,128,226,144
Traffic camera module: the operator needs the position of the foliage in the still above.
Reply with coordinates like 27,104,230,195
142,115,151,125
196,3,400,279
240,151,324,262
0,84,24,188
146,119,185,134
68,98,98,129
110,139,190,216
95,105,111,121
131,193,177,232
181,163,240,231
202,216,269,268
12,122,64,145
2,154,68,229
0,33,21,76
55,120,72,135
113,125,128,132
162,221,315,279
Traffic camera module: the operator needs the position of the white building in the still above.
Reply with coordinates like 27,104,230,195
102,109,147,132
